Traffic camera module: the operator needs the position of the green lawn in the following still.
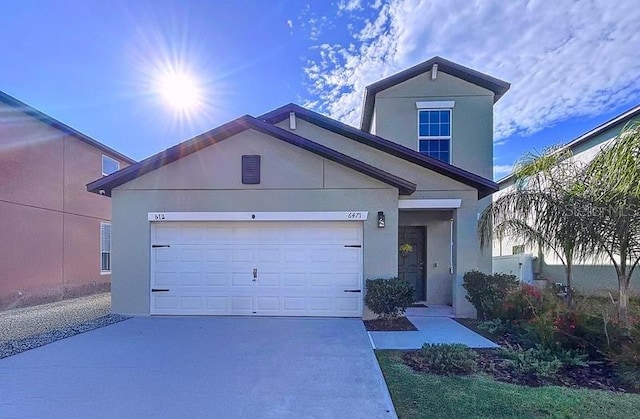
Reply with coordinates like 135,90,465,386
377,351,640,419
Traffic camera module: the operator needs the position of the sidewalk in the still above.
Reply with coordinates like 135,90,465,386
368,315,499,350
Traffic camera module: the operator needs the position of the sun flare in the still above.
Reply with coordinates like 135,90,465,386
157,71,201,112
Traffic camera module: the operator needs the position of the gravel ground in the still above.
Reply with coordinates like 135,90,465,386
0,293,129,359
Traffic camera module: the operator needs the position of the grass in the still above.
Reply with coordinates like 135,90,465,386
377,351,640,419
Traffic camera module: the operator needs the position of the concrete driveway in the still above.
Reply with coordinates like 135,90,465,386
0,317,396,419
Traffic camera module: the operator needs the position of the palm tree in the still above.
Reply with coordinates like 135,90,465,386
482,122,640,326
479,146,585,307
581,122,640,327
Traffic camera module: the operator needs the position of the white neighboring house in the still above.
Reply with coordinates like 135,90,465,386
494,104,640,295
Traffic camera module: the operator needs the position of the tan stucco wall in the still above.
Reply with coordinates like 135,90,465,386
371,71,495,180
0,101,130,309
276,119,487,317
111,129,400,315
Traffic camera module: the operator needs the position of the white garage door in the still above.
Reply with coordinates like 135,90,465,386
150,221,363,317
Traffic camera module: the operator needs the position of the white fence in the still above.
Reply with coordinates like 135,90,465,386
493,254,535,283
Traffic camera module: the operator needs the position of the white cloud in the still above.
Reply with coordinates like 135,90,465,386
287,19,293,29
493,164,514,179
304,0,640,143
338,0,363,12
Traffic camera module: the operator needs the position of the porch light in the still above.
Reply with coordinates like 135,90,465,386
377,211,385,228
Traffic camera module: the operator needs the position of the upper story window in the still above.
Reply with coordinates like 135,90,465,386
416,101,454,163
102,155,120,176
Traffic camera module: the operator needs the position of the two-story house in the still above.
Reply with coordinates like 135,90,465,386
87,57,509,318
0,91,134,309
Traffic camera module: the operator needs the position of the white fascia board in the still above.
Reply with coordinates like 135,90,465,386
148,211,369,222
398,199,462,209
416,101,455,109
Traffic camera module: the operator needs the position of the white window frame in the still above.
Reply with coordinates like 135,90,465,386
417,107,453,163
102,155,120,177
100,222,111,274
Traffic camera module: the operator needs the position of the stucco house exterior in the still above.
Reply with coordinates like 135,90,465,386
494,104,640,295
0,91,135,309
88,56,509,318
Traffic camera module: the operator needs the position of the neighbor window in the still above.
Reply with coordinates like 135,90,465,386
512,244,525,255
418,109,451,163
100,222,111,273
102,155,119,176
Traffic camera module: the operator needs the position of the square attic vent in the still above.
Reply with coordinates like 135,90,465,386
242,155,261,184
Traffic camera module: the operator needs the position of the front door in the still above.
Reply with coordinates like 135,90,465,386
398,226,425,301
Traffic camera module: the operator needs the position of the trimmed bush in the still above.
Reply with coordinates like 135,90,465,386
462,270,519,320
365,277,415,320
502,284,544,321
499,344,588,379
419,343,479,375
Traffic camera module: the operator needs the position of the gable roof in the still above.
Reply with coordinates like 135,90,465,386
0,90,135,164
360,56,511,132
260,103,498,199
497,103,640,187
87,114,417,197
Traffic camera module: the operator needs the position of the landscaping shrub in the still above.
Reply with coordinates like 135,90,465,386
419,343,479,375
364,277,414,320
462,270,519,320
477,319,508,335
502,284,544,321
607,322,640,389
499,345,563,379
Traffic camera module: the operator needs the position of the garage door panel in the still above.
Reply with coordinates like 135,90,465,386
257,249,281,262
155,247,177,262
205,272,229,286
203,227,233,242
181,248,203,261
205,249,231,262
231,297,253,312
206,297,228,311
231,272,253,286
154,272,178,286
180,272,203,286
151,221,362,317
153,295,180,310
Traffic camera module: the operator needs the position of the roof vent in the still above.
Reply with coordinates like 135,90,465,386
431,63,438,80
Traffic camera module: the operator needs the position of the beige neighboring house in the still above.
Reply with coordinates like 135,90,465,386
88,56,509,318
494,104,640,295
0,91,135,309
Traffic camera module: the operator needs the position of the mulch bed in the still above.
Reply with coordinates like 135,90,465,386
363,316,418,331
401,319,634,393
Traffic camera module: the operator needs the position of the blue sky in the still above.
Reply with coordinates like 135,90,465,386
2,0,639,179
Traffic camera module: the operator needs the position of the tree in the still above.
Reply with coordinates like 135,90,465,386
479,146,586,307
481,122,640,326
581,122,640,327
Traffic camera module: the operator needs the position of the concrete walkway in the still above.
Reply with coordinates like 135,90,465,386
0,316,396,419
368,316,498,350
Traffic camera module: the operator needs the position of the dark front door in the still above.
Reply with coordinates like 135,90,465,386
398,226,425,301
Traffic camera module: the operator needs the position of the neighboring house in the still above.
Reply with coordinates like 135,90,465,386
88,56,509,318
0,91,135,309
494,104,640,294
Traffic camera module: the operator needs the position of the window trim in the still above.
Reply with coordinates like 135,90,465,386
417,107,453,163
100,222,111,274
102,155,120,177
416,100,455,109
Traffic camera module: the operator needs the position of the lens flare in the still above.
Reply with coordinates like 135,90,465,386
156,70,201,112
